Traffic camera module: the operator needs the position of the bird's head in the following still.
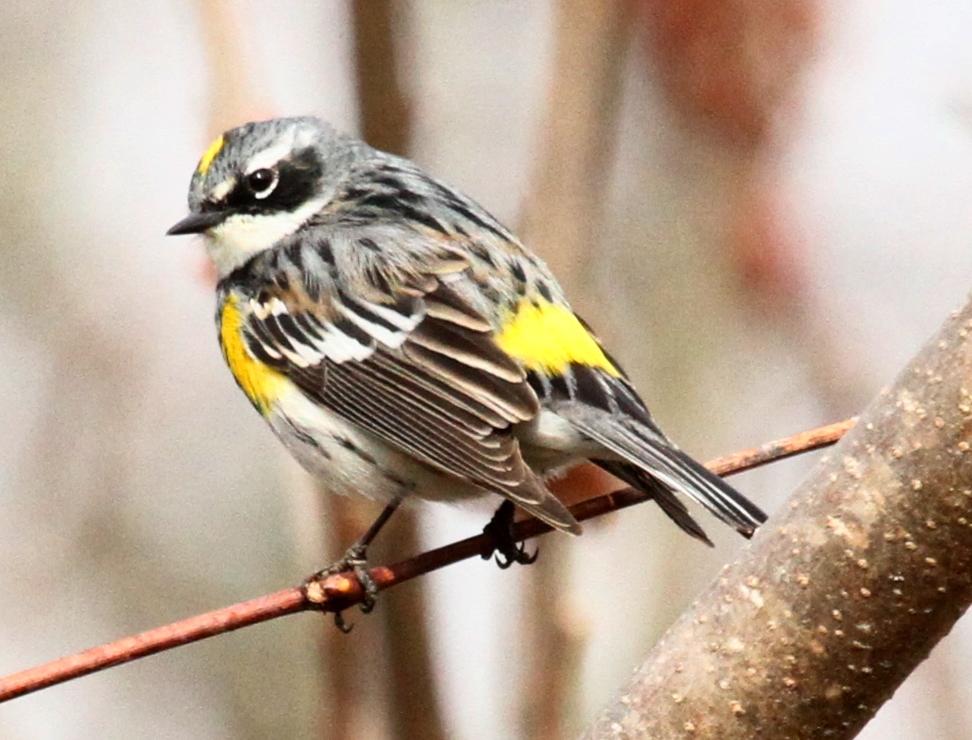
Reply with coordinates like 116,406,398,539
167,116,358,278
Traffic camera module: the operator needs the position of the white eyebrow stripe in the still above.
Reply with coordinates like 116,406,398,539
246,138,296,174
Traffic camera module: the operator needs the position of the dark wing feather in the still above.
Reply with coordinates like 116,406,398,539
241,281,580,534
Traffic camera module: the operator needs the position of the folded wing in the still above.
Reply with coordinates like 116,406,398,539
237,277,581,534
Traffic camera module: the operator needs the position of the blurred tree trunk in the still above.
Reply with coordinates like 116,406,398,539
352,0,411,156
197,0,268,137
191,1,327,736
316,5,448,740
583,299,972,738
318,494,385,740
517,1,631,737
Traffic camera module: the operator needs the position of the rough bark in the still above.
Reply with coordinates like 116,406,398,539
584,299,972,738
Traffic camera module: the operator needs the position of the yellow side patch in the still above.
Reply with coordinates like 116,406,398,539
197,134,225,175
219,296,288,414
495,299,619,377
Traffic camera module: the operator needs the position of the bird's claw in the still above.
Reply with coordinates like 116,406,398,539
308,543,379,633
482,500,539,569
493,540,539,569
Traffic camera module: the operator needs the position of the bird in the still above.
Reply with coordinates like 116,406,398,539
167,116,766,628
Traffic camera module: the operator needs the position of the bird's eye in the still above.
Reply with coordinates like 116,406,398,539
246,168,277,198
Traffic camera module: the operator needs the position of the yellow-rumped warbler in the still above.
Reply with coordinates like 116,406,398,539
168,117,765,620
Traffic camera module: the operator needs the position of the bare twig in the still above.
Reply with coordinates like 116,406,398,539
582,303,972,739
0,419,852,704
0,589,307,702
706,417,855,476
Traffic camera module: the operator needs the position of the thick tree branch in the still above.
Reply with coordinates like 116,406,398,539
0,419,851,704
583,303,972,739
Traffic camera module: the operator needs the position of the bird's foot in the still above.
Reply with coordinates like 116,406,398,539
482,500,538,569
306,543,379,633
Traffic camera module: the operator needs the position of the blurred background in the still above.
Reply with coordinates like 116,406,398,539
2,1,972,738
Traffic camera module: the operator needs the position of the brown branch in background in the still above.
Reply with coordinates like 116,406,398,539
352,0,411,156
376,514,448,740
640,0,818,146
638,0,869,421
583,302,972,739
517,0,631,735
520,0,628,298
196,0,268,137
0,419,851,705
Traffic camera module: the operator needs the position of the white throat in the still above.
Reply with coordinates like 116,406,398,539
204,194,327,278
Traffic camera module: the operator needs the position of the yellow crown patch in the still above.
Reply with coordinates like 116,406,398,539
197,134,225,176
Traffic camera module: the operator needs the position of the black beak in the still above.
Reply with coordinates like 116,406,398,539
166,210,232,236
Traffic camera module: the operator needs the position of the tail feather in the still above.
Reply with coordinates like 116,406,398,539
661,443,766,537
563,411,766,537
596,460,713,545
